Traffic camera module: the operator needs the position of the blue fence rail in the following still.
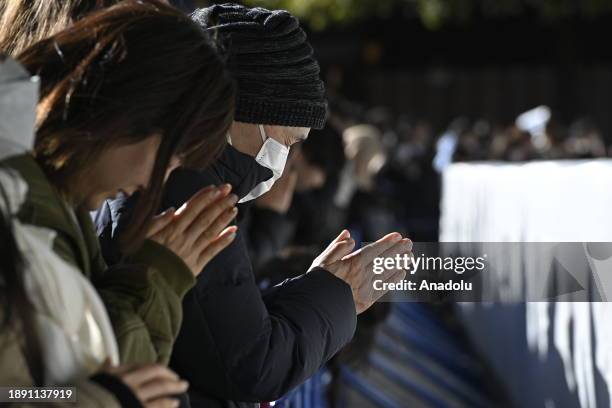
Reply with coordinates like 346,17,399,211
274,304,491,408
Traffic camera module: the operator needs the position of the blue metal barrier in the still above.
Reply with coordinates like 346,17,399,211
274,370,328,408
338,366,402,408
376,334,489,408
274,303,489,408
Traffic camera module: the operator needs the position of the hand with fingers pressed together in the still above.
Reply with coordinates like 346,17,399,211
105,364,188,408
310,230,413,314
146,183,239,277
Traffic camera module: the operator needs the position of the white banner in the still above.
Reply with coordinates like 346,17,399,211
440,160,612,408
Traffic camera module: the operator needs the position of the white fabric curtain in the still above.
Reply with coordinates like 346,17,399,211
440,160,612,408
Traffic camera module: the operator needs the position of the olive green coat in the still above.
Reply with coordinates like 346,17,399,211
1,154,195,365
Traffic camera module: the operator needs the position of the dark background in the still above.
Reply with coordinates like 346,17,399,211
311,13,612,137
201,0,612,139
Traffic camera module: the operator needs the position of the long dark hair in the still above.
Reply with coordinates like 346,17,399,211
0,0,121,56
0,184,44,385
17,0,235,252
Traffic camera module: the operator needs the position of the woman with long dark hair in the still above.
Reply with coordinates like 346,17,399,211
0,0,236,388
0,54,194,407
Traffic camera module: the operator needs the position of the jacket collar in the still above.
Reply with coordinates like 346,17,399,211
214,144,273,200
2,154,99,277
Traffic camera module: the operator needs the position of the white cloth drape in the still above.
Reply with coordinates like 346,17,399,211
440,160,612,408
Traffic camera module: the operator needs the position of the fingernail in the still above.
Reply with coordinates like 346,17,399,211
228,194,239,204
228,232,236,240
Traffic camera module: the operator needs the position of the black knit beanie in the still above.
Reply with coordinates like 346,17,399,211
191,3,327,130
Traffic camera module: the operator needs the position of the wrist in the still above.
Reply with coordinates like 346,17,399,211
91,373,143,408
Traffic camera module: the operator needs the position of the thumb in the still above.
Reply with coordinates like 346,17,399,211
330,229,351,246
146,207,175,238
318,229,351,259
325,238,356,263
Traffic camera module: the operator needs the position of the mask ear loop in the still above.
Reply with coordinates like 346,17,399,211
258,124,268,142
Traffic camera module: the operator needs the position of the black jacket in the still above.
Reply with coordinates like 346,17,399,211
94,145,357,408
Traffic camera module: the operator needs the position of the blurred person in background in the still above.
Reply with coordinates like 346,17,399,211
565,118,606,159
336,124,398,243
384,119,440,242
339,125,387,202
95,4,413,407
434,117,466,172
452,120,491,162
541,117,569,160
490,125,536,162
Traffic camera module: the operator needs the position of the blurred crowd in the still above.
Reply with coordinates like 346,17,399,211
264,100,611,259
257,95,612,271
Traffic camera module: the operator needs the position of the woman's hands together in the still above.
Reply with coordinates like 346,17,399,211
146,184,238,277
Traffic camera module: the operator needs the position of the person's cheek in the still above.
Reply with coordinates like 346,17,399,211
138,149,159,189
98,157,123,196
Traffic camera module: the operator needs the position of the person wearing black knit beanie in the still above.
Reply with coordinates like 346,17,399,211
94,4,411,408
187,3,327,204
192,4,327,131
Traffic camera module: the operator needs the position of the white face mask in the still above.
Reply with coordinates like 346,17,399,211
238,125,289,203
